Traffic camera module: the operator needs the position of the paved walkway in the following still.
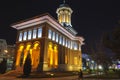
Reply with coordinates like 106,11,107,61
0,71,119,80
0,76,120,80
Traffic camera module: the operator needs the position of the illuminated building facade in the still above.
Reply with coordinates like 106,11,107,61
11,2,84,71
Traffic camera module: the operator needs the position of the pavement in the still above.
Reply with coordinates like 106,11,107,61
0,71,120,80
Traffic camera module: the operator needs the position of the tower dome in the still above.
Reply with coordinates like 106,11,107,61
56,0,73,27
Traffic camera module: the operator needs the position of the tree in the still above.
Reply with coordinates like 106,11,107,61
85,39,112,73
103,26,120,59
23,53,32,76
0,58,7,74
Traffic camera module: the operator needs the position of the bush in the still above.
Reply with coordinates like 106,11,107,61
23,53,32,76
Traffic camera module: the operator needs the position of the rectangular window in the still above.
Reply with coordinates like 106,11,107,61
66,39,67,47
28,30,32,40
68,40,70,48
63,37,65,46
74,42,78,50
70,41,73,49
79,44,81,51
48,29,52,39
56,33,58,42
59,35,62,44
74,57,78,65
33,29,37,39
23,31,27,41
52,32,55,41
19,32,23,41
38,27,42,38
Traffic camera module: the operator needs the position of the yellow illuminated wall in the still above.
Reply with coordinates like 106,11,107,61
32,43,40,68
16,42,40,69
16,45,24,66
48,42,58,68
53,45,58,68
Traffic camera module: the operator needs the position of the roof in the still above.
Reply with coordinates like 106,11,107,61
11,13,84,45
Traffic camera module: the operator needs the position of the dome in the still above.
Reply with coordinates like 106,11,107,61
59,3,70,8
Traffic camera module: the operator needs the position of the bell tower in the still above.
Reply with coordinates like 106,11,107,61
56,0,73,27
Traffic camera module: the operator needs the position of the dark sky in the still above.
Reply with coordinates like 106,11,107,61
0,0,120,48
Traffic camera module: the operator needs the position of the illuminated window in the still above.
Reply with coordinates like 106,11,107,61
63,37,65,46
70,41,73,49
68,40,70,48
23,31,27,41
79,44,81,51
74,42,78,50
38,27,42,38
28,30,32,40
56,33,58,42
19,32,23,41
33,29,37,39
74,57,78,65
59,35,62,44
65,39,67,47
48,29,52,39
52,32,55,41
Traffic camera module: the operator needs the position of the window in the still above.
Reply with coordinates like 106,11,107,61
74,57,78,65
38,27,42,38
48,29,52,39
63,37,65,46
70,41,73,49
59,35,62,44
52,32,55,41
33,29,37,39
79,44,81,51
28,30,32,40
19,32,23,41
68,40,70,48
74,42,78,50
23,31,27,41
65,39,67,47
56,33,58,42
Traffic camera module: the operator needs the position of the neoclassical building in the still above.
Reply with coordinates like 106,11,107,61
11,2,84,71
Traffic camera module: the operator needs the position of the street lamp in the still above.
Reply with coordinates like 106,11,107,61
4,50,8,54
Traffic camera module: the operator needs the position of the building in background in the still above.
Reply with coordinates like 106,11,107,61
0,39,15,70
0,39,7,62
7,45,16,70
82,53,97,71
11,2,84,72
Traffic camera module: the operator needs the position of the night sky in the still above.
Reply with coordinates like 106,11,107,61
0,0,120,51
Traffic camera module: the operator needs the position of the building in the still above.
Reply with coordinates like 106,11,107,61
11,1,84,72
0,39,7,62
0,39,15,70
7,45,16,70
